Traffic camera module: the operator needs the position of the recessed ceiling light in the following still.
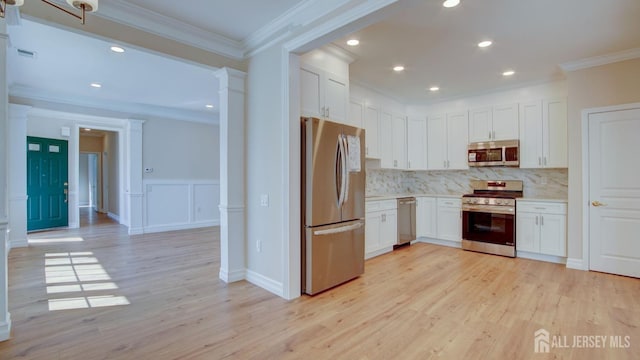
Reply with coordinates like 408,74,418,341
442,0,460,8
110,46,125,53
503,70,515,76
84,128,92,132
205,104,214,109
90,83,102,88
346,39,360,46
429,86,440,92
393,65,405,72
478,40,493,48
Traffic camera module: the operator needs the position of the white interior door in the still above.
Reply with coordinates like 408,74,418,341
589,107,640,278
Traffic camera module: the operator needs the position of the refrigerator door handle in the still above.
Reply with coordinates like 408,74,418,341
342,135,350,205
336,134,348,208
313,221,364,236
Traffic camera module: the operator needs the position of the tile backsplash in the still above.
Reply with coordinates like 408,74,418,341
367,168,568,199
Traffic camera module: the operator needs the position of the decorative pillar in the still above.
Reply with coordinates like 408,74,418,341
0,20,12,342
8,104,31,249
127,119,144,235
215,68,247,282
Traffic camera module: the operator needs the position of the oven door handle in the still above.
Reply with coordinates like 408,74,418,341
462,207,515,216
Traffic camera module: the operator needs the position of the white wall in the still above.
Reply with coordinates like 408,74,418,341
142,118,220,180
351,82,407,114
245,46,285,289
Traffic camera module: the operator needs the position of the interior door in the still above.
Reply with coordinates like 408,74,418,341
589,107,640,278
27,136,69,231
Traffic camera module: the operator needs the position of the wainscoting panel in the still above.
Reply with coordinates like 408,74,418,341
144,180,220,233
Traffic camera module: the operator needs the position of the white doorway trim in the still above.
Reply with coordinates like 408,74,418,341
580,101,640,271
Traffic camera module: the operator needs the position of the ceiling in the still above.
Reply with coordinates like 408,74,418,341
336,0,640,104
6,0,640,121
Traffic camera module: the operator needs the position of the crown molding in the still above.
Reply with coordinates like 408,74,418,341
560,47,640,72
322,43,357,64
95,0,244,60
10,84,219,125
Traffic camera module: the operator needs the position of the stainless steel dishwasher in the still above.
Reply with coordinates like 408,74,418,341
396,197,416,246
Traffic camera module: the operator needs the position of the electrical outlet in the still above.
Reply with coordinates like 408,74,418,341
144,167,153,173
260,194,269,207
256,239,262,253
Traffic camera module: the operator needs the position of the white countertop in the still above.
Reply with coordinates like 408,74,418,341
366,194,567,203
517,197,567,203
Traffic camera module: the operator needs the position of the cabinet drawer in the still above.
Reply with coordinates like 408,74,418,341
517,201,567,214
366,199,397,212
437,197,461,208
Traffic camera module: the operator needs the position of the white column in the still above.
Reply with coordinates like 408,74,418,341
215,68,247,282
0,20,13,342
8,105,31,249
127,119,144,235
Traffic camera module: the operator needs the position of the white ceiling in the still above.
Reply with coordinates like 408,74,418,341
6,0,640,121
336,0,640,104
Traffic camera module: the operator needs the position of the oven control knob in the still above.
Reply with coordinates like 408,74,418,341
484,199,490,204
497,200,504,205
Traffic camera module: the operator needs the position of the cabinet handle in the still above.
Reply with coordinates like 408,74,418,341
366,146,369,155
327,107,330,118
535,215,539,225
408,160,411,169
492,131,496,139
447,160,450,168
394,160,398,167
543,157,547,166
538,157,542,166
489,131,492,139
541,215,544,226
444,160,447,168
382,214,386,222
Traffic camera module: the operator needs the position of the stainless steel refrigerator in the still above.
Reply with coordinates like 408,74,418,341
302,117,365,295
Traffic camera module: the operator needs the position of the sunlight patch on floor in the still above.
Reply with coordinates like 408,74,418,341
44,252,130,311
30,237,84,244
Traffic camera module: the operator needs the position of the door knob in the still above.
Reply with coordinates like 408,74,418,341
591,201,607,207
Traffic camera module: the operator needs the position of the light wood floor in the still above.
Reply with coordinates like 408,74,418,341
1,213,639,359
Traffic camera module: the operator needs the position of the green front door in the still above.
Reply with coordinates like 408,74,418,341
27,136,69,231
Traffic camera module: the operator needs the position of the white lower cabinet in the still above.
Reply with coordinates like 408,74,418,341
516,200,567,257
416,197,437,238
436,198,462,243
365,199,398,259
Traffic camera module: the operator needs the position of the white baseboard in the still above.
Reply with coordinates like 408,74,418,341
419,237,462,249
128,227,144,236
245,269,284,297
219,268,246,283
107,212,120,223
143,221,219,234
365,246,394,260
0,314,12,342
10,238,28,250
566,257,588,270
517,251,567,265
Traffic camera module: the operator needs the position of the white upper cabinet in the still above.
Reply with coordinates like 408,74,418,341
427,114,447,170
407,116,427,170
379,110,394,168
519,98,567,168
469,104,519,142
427,112,468,170
446,111,469,170
392,113,408,170
364,103,380,159
300,63,349,124
349,97,364,129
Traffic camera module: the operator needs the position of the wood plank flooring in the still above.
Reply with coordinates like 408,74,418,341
1,212,639,359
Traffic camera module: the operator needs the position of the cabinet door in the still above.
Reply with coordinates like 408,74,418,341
325,72,349,123
365,211,382,254
468,107,492,142
407,116,427,170
349,98,364,129
516,212,539,252
379,111,394,168
446,111,469,170
364,103,380,158
543,98,568,168
437,206,461,242
392,114,407,169
416,197,437,238
380,210,398,248
492,103,519,140
519,101,543,168
300,65,323,118
427,114,447,170
539,213,566,256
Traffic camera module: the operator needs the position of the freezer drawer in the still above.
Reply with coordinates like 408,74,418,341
303,219,365,295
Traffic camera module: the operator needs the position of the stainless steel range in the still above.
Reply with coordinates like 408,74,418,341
461,180,523,257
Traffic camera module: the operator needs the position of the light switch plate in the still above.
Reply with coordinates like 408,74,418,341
260,194,269,207
144,167,153,173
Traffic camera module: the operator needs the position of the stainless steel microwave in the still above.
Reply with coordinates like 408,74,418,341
468,140,519,167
